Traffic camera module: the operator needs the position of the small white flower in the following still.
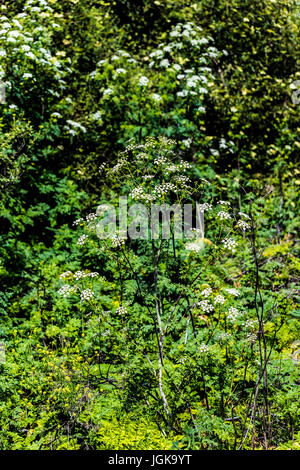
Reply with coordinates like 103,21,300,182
218,211,231,220
58,284,76,297
222,238,237,253
227,307,240,321
91,111,102,121
74,271,86,280
111,235,125,247
116,305,127,315
21,45,31,52
225,288,240,297
77,234,88,245
60,271,73,279
197,203,212,212
238,211,251,220
214,295,226,305
218,200,231,206
237,220,250,231
201,287,212,298
103,88,113,96
199,343,209,354
198,299,214,313
160,59,170,68
80,289,94,302
152,93,161,102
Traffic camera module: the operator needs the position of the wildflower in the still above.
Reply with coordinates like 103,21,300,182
185,241,203,252
237,220,250,231
77,234,88,245
218,211,231,220
73,218,84,226
103,88,113,96
177,90,188,97
160,59,170,68
199,343,209,353
225,288,240,297
74,271,87,280
138,76,149,86
222,238,238,253
198,203,212,211
200,287,212,297
218,200,231,206
214,295,226,305
152,93,161,102
80,289,94,302
60,271,73,279
91,111,102,120
182,138,192,148
227,307,240,321
116,306,127,315
58,284,76,297
198,299,214,313
87,272,99,278
21,45,31,52
238,211,251,220
86,213,97,223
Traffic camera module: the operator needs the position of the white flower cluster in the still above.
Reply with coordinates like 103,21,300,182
109,158,128,175
245,319,258,330
77,234,88,245
238,211,251,220
227,307,240,321
237,220,250,231
130,185,156,203
80,289,94,303
199,343,209,354
60,271,73,279
86,213,98,226
182,138,192,148
198,299,214,313
222,238,238,253
91,110,102,121
214,295,226,305
201,287,213,297
138,76,149,86
64,120,87,136
73,218,84,226
198,203,213,211
217,332,232,342
58,284,76,297
218,201,231,206
218,211,231,220
0,5,66,102
152,93,161,102
185,241,203,253
111,235,125,248
103,88,113,96
116,306,127,315
225,288,240,297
